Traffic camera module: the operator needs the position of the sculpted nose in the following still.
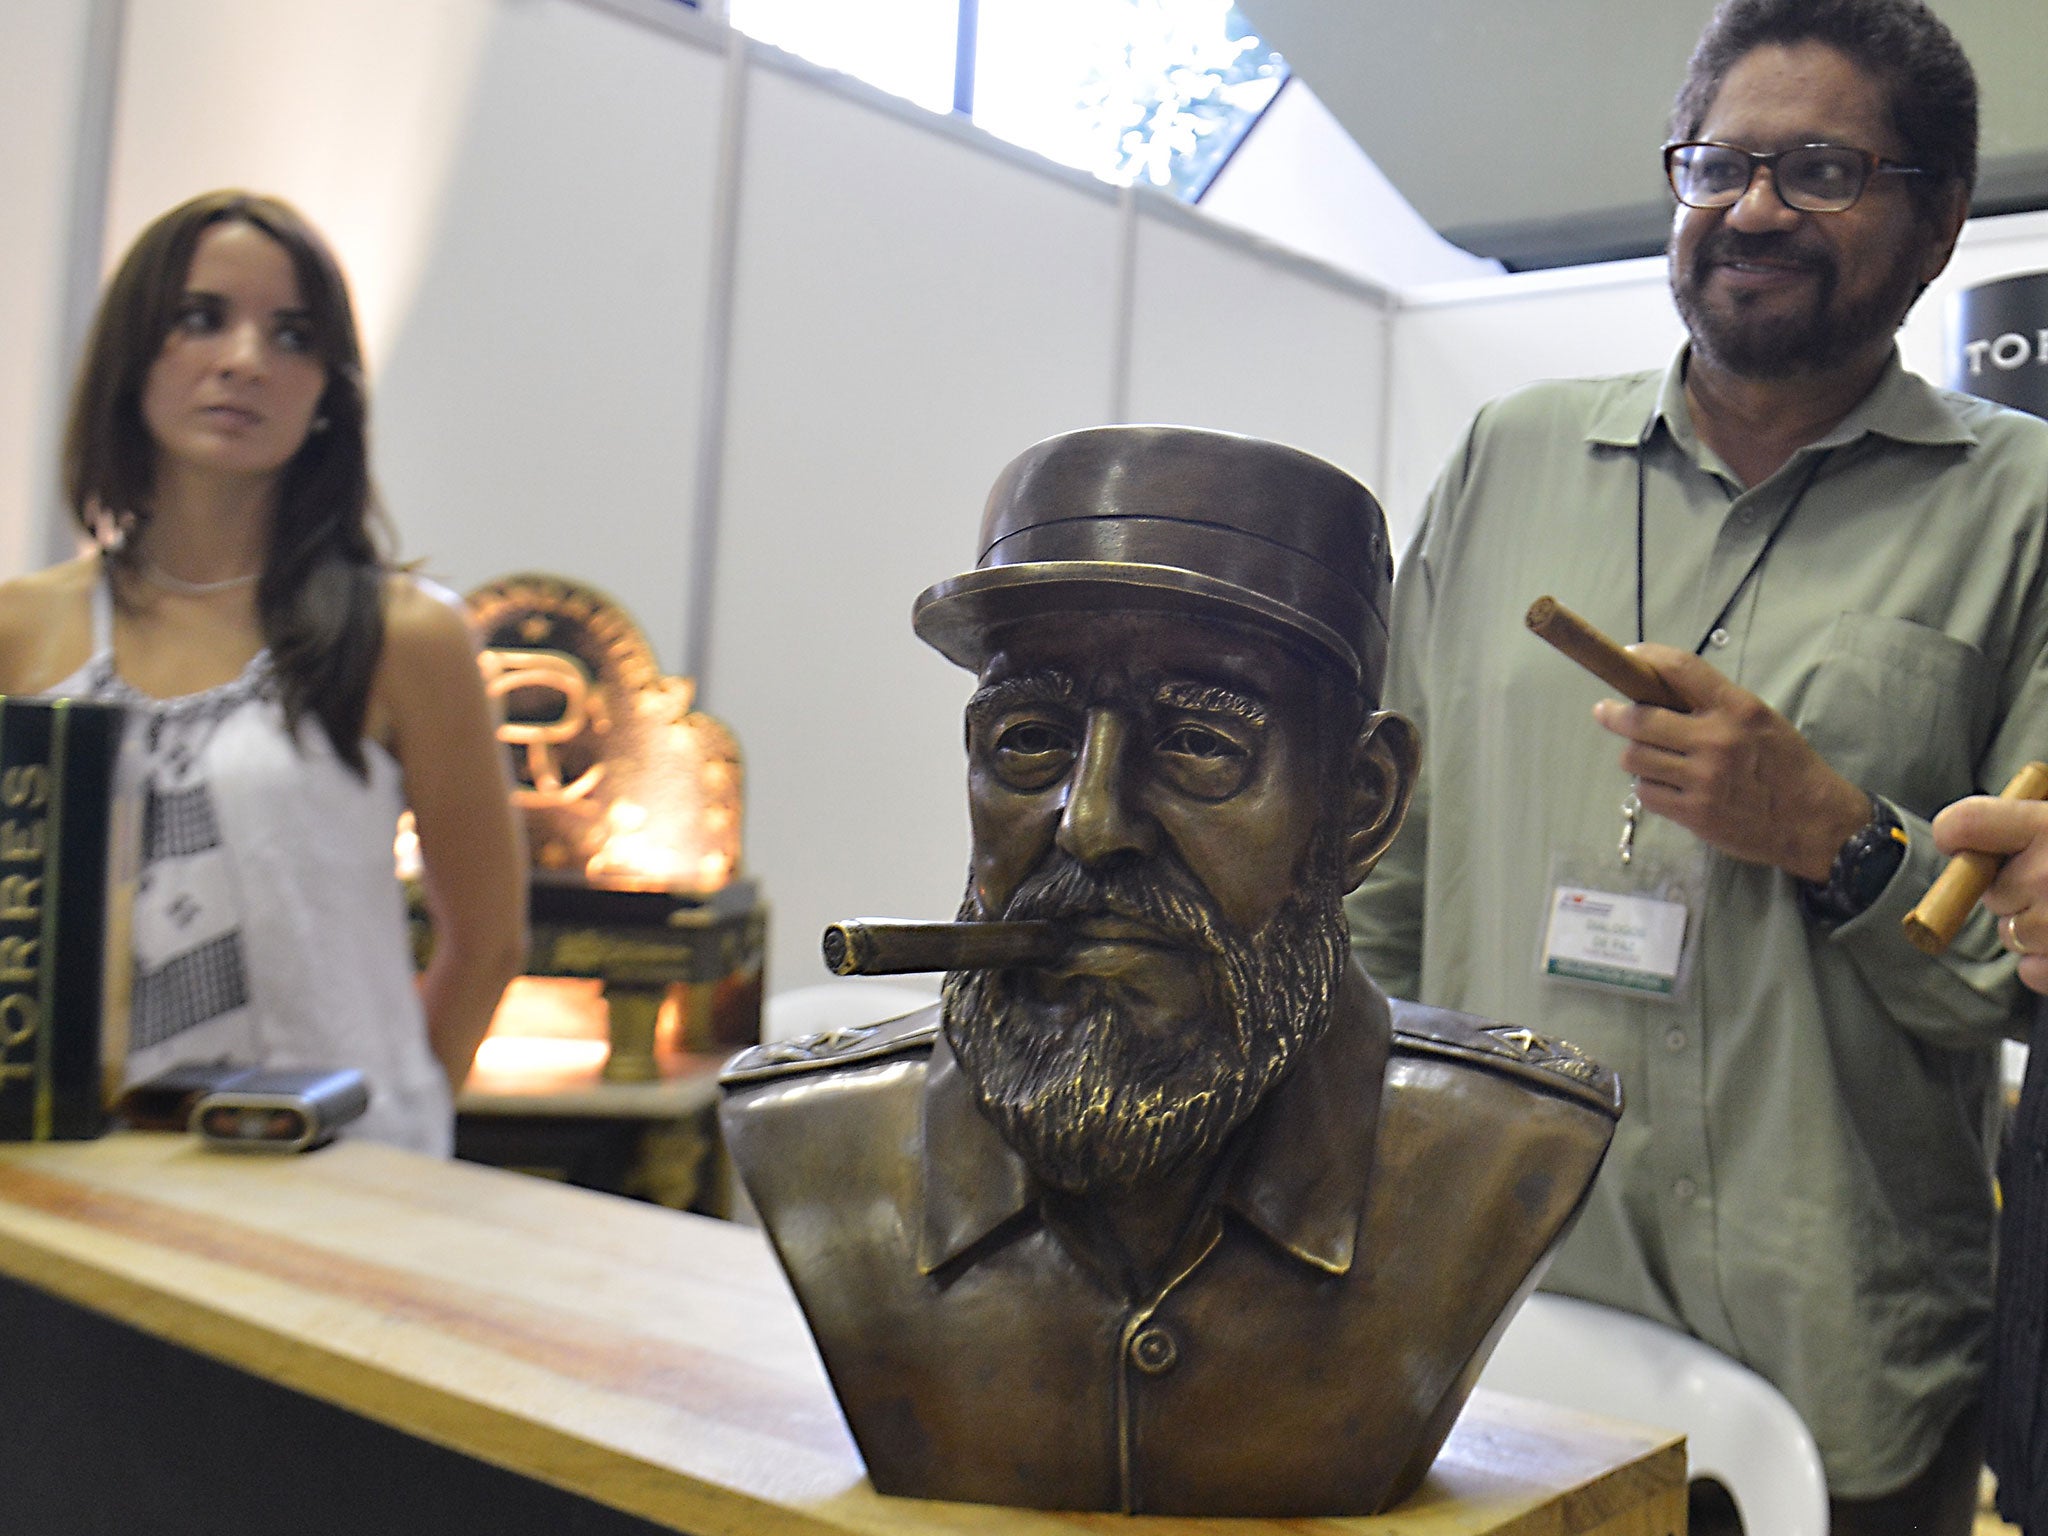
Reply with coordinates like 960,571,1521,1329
1056,709,1156,867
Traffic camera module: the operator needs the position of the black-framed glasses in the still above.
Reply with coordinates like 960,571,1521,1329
1663,141,1931,213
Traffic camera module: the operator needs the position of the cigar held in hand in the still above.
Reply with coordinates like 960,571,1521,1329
1902,761,2048,956
1522,596,2048,959
1524,597,1688,711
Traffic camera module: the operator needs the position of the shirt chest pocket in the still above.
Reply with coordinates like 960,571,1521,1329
1789,612,1991,816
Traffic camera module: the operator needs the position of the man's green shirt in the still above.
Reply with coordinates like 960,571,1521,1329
1348,348,2048,1495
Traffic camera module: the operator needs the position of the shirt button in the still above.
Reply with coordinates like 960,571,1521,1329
1664,1028,1687,1052
1673,1178,1698,1202
1708,628,1731,649
1129,1326,1179,1375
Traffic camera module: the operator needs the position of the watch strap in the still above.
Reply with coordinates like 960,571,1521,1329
1800,795,1907,927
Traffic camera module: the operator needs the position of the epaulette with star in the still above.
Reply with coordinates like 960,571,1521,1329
1389,998,1622,1120
720,1004,941,1087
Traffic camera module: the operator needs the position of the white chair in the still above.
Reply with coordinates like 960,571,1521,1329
1477,1291,1829,1536
761,980,938,1043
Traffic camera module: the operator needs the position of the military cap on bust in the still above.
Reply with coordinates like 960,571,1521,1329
912,425,1393,694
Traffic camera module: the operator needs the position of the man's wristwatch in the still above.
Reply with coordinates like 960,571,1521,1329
1799,796,1907,927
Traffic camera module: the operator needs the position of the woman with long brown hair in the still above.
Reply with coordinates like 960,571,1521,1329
0,190,526,1153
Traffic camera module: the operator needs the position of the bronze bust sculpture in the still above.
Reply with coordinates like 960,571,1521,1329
720,426,1621,1516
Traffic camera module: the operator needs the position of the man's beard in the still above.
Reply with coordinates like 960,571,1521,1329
942,831,1348,1196
1670,227,1924,379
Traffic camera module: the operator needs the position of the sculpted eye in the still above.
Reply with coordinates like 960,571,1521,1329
1159,724,1237,759
1156,722,1253,799
987,719,1075,791
1000,722,1065,756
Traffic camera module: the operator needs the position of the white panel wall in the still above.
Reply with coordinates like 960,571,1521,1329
1382,262,1684,551
107,0,498,367
366,2,722,656
107,0,721,662
1125,211,1389,491
0,1,102,576
709,68,1126,997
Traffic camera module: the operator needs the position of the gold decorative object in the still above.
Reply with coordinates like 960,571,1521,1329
467,573,742,893
416,576,764,1087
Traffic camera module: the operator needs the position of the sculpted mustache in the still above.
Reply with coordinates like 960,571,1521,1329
997,856,1228,957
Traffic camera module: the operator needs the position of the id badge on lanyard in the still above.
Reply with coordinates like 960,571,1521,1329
1534,445,1825,1001
1541,787,1705,1001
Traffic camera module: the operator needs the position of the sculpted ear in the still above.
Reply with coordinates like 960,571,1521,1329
1340,711,1420,893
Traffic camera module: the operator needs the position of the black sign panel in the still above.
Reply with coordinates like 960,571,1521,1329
1950,270,2048,418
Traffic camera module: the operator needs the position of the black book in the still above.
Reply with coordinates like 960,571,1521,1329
0,698,134,1140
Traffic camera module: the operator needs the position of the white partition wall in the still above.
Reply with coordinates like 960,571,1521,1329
1380,262,1683,547
105,0,724,663
0,0,109,577
107,0,501,368
1125,209,1390,484
364,1,723,658
708,67,1129,994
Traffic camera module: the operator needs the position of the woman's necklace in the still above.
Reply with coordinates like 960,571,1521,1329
139,561,261,596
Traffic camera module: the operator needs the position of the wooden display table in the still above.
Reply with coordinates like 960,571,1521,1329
0,1135,1684,1536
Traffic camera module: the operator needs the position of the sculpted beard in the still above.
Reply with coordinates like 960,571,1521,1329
942,828,1347,1194
1671,227,1923,378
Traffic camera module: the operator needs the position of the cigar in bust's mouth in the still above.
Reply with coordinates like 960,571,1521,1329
821,919,1069,976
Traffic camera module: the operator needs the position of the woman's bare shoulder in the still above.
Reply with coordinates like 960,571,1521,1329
364,574,479,749
369,573,508,767
0,557,99,692
379,571,474,658
0,556,99,608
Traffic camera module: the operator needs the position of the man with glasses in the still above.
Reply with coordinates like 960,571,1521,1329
1349,2,2048,1532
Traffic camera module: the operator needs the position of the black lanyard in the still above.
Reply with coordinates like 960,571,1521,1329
1634,445,1830,653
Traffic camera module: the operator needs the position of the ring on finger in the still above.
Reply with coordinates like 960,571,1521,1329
2005,913,2034,958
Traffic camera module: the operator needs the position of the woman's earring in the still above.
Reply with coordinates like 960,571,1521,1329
310,416,331,433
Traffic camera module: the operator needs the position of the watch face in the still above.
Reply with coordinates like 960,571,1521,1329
1843,815,1907,911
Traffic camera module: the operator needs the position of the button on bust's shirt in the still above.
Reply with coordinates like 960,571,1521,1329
1129,1325,1179,1374
1673,1177,1698,1203
1708,627,1731,649
1664,1028,1687,1053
